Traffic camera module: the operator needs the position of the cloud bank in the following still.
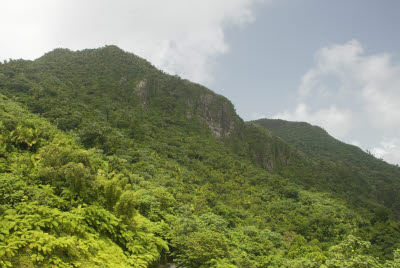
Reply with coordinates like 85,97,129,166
1,0,264,84
275,40,400,164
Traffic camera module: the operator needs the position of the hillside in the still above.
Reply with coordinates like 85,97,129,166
252,119,400,213
1,46,400,267
252,119,385,165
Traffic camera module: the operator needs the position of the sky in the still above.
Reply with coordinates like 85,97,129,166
1,0,400,165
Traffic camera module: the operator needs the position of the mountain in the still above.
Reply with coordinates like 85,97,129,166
252,118,383,164
1,46,400,267
252,119,400,212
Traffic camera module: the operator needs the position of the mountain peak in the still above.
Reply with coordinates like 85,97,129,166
1,46,400,266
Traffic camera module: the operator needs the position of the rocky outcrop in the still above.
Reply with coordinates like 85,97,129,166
135,79,148,111
187,93,236,138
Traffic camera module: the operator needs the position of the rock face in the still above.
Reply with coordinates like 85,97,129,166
187,93,236,138
135,79,148,111
264,141,292,171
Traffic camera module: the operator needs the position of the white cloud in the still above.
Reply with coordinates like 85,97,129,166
0,0,265,84
372,138,400,164
275,40,400,164
350,140,361,147
251,112,267,120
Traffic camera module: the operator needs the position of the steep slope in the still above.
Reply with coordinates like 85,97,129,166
252,119,379,164
252,119,400,214
1,47,400,266
2,85,395,267
1,47,316,177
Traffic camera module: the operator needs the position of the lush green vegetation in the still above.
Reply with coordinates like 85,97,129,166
1,46,400,267
252,119,400,215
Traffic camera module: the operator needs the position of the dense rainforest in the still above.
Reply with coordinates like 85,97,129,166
1,46,400,267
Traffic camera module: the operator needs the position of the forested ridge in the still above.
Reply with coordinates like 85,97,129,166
1,46,400,267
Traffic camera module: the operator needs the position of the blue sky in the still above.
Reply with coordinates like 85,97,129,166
212,0,400,120
209,0,400,164
1,0,400,164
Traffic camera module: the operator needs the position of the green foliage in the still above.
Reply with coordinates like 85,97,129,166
1,46,400,267
325,235,381,267
181,230,229,267
0,98,167,267
253,118,400,215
